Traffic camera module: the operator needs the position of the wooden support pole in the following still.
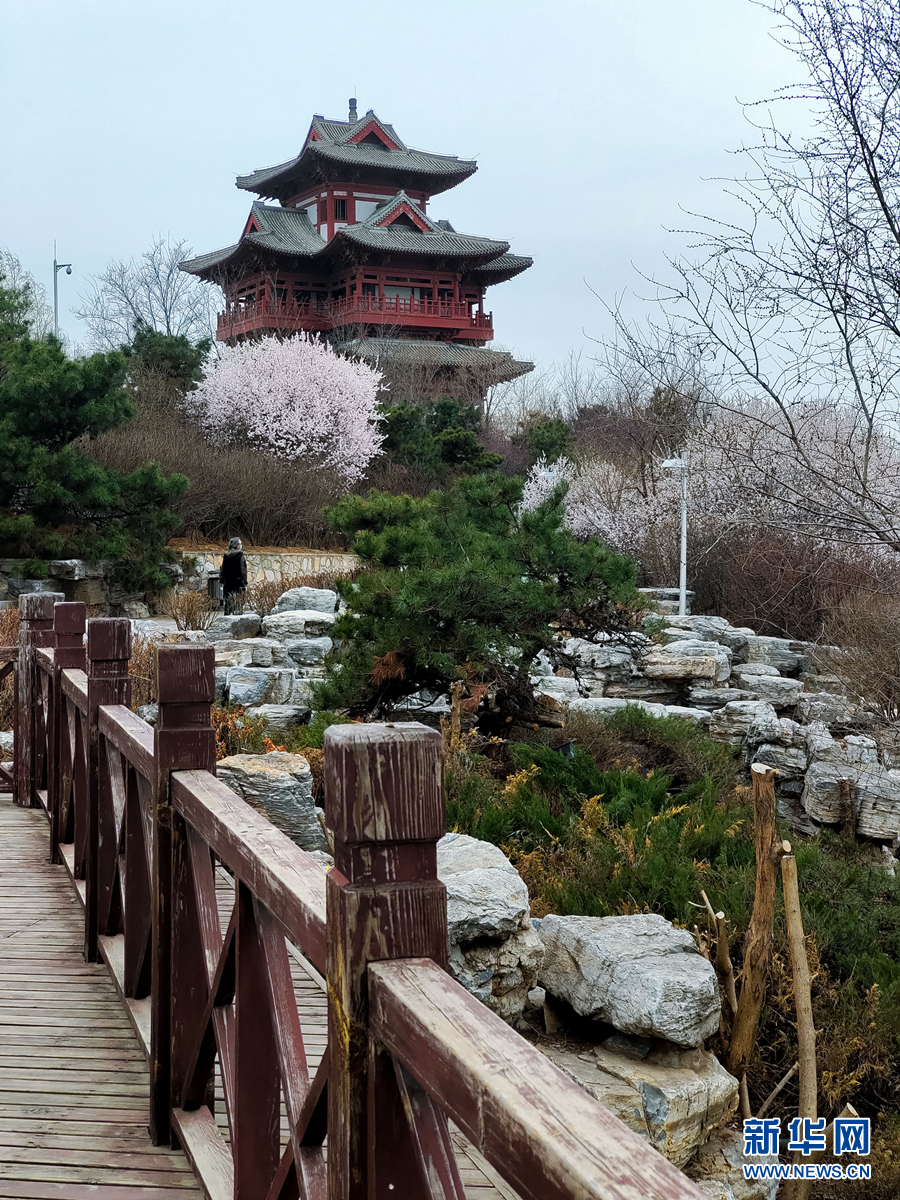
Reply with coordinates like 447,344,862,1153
727,763,791,1083
324,721,457,1200
49,602,86,864
781,854,817,1128
154,644,216,1147
16,592,64,807
85,619,131,963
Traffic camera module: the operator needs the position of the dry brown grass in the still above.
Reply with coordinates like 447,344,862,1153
822,590,900,723
159,589,219,631
129,633,157,711
0,607,18,731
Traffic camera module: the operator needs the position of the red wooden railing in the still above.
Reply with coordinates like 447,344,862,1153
216,294,494,338
11,592,704,1200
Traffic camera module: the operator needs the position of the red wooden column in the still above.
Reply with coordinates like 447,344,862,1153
49,602,86,864
16,592,64,807
324,721,452,1200
153,643,216,1146
85,619,131,963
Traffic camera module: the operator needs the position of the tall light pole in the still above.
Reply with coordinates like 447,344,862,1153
662,452,690,616
53,240,72,340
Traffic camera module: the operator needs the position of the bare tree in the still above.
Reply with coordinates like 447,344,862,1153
0,248,54,339
603,0,900,556
75,236,220,349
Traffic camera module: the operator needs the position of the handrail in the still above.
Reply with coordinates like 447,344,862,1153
10,594,708,1200
218,294,493,331
172,768,328,971
61,667,88,711
371,957,703,1200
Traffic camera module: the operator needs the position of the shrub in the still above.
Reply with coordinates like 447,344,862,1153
211,705,267,760
159,589,218,631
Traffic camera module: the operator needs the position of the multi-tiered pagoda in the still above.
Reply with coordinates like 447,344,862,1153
181,101,533,389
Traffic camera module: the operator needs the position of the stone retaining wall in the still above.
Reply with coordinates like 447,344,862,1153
174,549,359,591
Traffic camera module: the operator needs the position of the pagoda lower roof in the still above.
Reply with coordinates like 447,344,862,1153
340,337,534,383
181,199,525,280
237,113,476,201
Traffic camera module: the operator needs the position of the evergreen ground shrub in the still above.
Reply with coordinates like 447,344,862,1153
446,703,900,1168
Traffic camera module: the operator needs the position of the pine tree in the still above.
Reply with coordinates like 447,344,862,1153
0,274,188,587
317,473,638,724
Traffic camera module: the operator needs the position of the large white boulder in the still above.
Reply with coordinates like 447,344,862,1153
436,833,543,1023
538,913,720,1047
542,1040,738,1168
283,637,334,667
744,635,801,675
273,587,337,614
734,672,802,708
216,751,327,852
225,667,299,708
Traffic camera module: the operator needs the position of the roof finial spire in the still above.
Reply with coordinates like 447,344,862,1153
349,97,358,122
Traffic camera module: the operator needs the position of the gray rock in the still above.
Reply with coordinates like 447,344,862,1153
243,704,310,733
708,701,779,747
207,613,262,642
565,636,636,671
687,686,758,709
538,913,720,1047
568,697,668,719
542,1041,737,1168
136,704,158,727
754,742,807,777
437,833,543,1023
0,730,13,758
801,760,850,824
744,635,801,675
272,587,337,614
437,833,529,941
733,662,781,678
216,751,326,852
225,667,298,708
261,610,336,641
734,672,803,708
283,637,333,667
642,639,732,684
687,1126,779,1200
795,692,871,728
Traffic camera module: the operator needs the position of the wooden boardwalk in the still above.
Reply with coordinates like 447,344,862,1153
0,797,513,1200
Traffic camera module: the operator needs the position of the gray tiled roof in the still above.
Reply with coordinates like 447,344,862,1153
467,253,534,284
181,196,516,276
236,112,476,196
343,337,534,381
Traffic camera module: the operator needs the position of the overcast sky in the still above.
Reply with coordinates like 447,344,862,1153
1,0,805,366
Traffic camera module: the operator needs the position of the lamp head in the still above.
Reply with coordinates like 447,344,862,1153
65,265,72,275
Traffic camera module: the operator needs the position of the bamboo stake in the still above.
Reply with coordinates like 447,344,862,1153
739,1074,751,1121
781,854,817,1126
757,1060,799,1118
727,763,791,1082
786,1103,857,1200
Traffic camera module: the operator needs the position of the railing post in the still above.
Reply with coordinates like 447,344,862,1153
49,602,86,864
85,619,131,963
152,643,216,1146
16,592,65,808
324,722,448,1200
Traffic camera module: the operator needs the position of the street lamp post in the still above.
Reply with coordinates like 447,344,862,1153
662,452,690,617
53,240,72,340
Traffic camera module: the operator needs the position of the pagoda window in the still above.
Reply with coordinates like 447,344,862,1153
318,200,327,223
334,199,347,221
292,289,311,305
355,200,379,223
362,283,378,297
384,285,413,299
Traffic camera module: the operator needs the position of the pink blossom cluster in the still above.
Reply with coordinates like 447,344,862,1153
188,336,384,485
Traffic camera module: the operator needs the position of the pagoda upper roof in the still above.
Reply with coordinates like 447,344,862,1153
181,195,527,279
235,111,477,201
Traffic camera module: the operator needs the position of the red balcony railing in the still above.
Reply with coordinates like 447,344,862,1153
217,295,494,340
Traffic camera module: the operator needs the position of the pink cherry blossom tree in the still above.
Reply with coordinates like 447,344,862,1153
188,336,384,486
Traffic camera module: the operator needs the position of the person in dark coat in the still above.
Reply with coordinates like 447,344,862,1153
220,538,248,614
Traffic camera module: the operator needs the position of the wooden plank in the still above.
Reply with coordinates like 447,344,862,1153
172,771,328,972
99,935,152,1059
171,1107,234,1200
60,668,88,713
98,706,155,785
0,1183,198,1199
370,958,707,1200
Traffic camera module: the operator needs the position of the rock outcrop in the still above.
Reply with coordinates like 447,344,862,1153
215,751,327,852
538,913,721,1047
436,833,543,1024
